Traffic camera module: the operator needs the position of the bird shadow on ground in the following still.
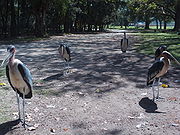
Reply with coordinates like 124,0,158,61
103,129,122,135
0,119,20,135
139,97,166,113
43,72,64,81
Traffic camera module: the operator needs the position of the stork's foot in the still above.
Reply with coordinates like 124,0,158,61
156,96,164,101
22,122,32,129
63,69,72,76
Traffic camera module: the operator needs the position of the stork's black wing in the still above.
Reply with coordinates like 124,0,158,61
155,48,161,59
65,46,71,61
120,39,123,46
18,63,33,98
127,39,129,47
147,60,164,86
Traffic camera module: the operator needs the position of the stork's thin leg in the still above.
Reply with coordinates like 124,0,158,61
67,61,70,73
16,90,21,120
22,93,25,128
63,60,66,69
152,79,156,101
156,78,161,99
63,61,67,76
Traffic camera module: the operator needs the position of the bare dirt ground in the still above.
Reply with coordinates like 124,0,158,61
0,30,180,135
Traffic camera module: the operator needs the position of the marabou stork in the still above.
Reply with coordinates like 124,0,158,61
1,45,33,128
155,45,167,60
147,51,180,101
120,32,128,53
58,44,71,74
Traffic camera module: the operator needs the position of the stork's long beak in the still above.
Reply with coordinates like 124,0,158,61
166,52,180,66
1,51,13,67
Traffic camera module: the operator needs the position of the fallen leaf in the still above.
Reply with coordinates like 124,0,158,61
63,128,68,131
46,105,56,108
138,113,145,119
136,122,148,128
128,116,135,119
95,89,101,93
27,126,36,131
168,97,178,101
77,92,85,96
27,124,39,131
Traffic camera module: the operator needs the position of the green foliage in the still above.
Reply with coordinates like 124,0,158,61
135,32,180,60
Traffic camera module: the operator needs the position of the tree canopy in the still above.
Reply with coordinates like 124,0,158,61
0,0,179,38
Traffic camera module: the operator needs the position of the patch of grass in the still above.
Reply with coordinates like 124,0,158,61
0,68,5,77
34,89,62,97
0,88,11,124
34,89,52,96
109,25,174,30
134,32,180,61
0,36,49,45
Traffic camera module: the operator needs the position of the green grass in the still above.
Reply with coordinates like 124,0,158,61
109,25,174,30
134,32,180,61
0,87,12,124
0,36,49,45
0,68,5,77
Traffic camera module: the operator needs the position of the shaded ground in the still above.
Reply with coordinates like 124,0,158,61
0,30,180,135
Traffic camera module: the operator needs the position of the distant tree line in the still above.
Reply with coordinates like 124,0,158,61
0,0,121,38
115,0,180,31
1,0,180,39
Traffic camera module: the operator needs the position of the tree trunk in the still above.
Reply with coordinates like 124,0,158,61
17,0,20,35
145,21,150,29
159,20,162,29
35,11,46,37
156,19,158,29
164,21,167,30
174,0,180,31
10,0,16,37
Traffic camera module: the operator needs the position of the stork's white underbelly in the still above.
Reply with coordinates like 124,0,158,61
63,53,70,60
8,64,29,95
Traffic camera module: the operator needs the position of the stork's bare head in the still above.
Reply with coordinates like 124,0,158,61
155,45,167,60
7,45,16,53
1,45,16,67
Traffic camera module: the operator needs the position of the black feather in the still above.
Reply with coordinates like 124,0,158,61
65,46,71,61
18,64,33,98
147,60,164,86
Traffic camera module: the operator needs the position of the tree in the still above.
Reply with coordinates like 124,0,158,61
29,0,49,37
174,0,180,31
149,0,180,31
128,0,158,29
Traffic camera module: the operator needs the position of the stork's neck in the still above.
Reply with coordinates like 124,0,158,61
9,54,15,65
124,33,126,38
163,57,170,67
